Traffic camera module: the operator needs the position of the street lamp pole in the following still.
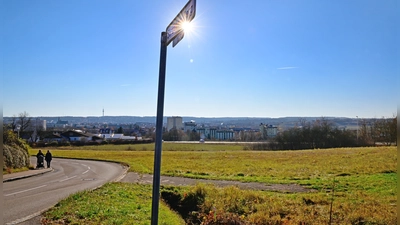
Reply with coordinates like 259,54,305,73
151,31,167,225
151,1,196,224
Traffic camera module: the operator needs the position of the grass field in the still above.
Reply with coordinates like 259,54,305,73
34,144,397,224
42,183,185,225
3,166,30,175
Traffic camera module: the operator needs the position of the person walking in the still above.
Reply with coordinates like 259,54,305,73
37,149,44,158
45,150,52,168
36,150,45,168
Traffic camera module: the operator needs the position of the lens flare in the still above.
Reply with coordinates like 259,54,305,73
181,20,193,33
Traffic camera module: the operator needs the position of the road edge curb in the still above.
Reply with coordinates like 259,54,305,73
3,168,54,183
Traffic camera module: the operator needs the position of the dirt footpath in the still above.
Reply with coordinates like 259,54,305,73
120,172,315,193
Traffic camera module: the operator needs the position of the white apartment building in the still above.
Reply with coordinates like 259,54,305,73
197,127,217,139
259,123,278,138
166,116,183,131
184,121,196,132
215,130,235,140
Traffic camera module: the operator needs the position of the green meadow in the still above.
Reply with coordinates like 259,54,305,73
35,144,397,224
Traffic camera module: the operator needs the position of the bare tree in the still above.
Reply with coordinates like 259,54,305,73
28,125,44,143
8,115,18,131
370,116,397,146
391,116,397,145
18,111,31,133
383,116,397,145
359,119,373,146
274,117,358,150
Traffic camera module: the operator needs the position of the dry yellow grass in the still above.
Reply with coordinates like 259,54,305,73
38,146,396,183
33,145,397,224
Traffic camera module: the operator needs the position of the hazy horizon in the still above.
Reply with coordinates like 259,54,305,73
3,114,394,120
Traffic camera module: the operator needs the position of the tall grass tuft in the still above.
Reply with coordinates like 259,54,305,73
162,183,396,224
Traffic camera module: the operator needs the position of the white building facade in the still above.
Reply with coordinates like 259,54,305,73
167,116,183,131
184,121,196,132
259,123,278,138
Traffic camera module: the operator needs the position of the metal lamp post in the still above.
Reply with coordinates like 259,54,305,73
151,1,196,224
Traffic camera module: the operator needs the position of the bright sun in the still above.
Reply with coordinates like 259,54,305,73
181,21,193,33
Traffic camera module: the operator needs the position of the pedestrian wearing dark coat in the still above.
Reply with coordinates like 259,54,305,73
36,150,45,168
37,149,44,158
45,150,52,168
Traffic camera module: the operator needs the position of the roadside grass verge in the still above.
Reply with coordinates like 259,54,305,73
42,181,397,224
42,183,184,225
2,166,30,175
162,183,397,224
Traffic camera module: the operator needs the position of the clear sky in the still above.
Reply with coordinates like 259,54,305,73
2,0,398,118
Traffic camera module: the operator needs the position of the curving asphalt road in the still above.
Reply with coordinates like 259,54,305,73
3,157,127,225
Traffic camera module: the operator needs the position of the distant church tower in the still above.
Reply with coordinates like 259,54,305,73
102,108,104,117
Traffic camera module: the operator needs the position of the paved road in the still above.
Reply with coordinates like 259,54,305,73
3,157,127,225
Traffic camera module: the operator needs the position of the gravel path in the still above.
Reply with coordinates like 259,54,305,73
120,172,315,193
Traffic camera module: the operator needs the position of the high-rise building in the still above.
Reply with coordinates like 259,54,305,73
166,116,183,131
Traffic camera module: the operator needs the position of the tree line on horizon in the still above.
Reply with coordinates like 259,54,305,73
162,116,397,150
251,117,397,150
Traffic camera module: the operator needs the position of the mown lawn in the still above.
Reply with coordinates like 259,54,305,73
33,145,397,224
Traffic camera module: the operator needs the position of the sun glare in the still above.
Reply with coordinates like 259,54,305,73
181,20,193,33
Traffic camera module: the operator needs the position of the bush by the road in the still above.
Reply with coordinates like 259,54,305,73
3,129,30,171
3,144,30,170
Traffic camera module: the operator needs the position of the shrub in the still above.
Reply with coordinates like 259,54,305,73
201,211,247,225
3,144,30,170
3,129,31,170
35,141,46,147
161,185,206,224
86,141,99,145
60,141,71,146
48,141,59,147
71,141,85,146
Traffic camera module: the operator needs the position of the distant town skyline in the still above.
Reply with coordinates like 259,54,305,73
2,113,397,120
3,0,397,119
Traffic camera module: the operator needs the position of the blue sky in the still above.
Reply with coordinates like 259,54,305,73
2,0,398,118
